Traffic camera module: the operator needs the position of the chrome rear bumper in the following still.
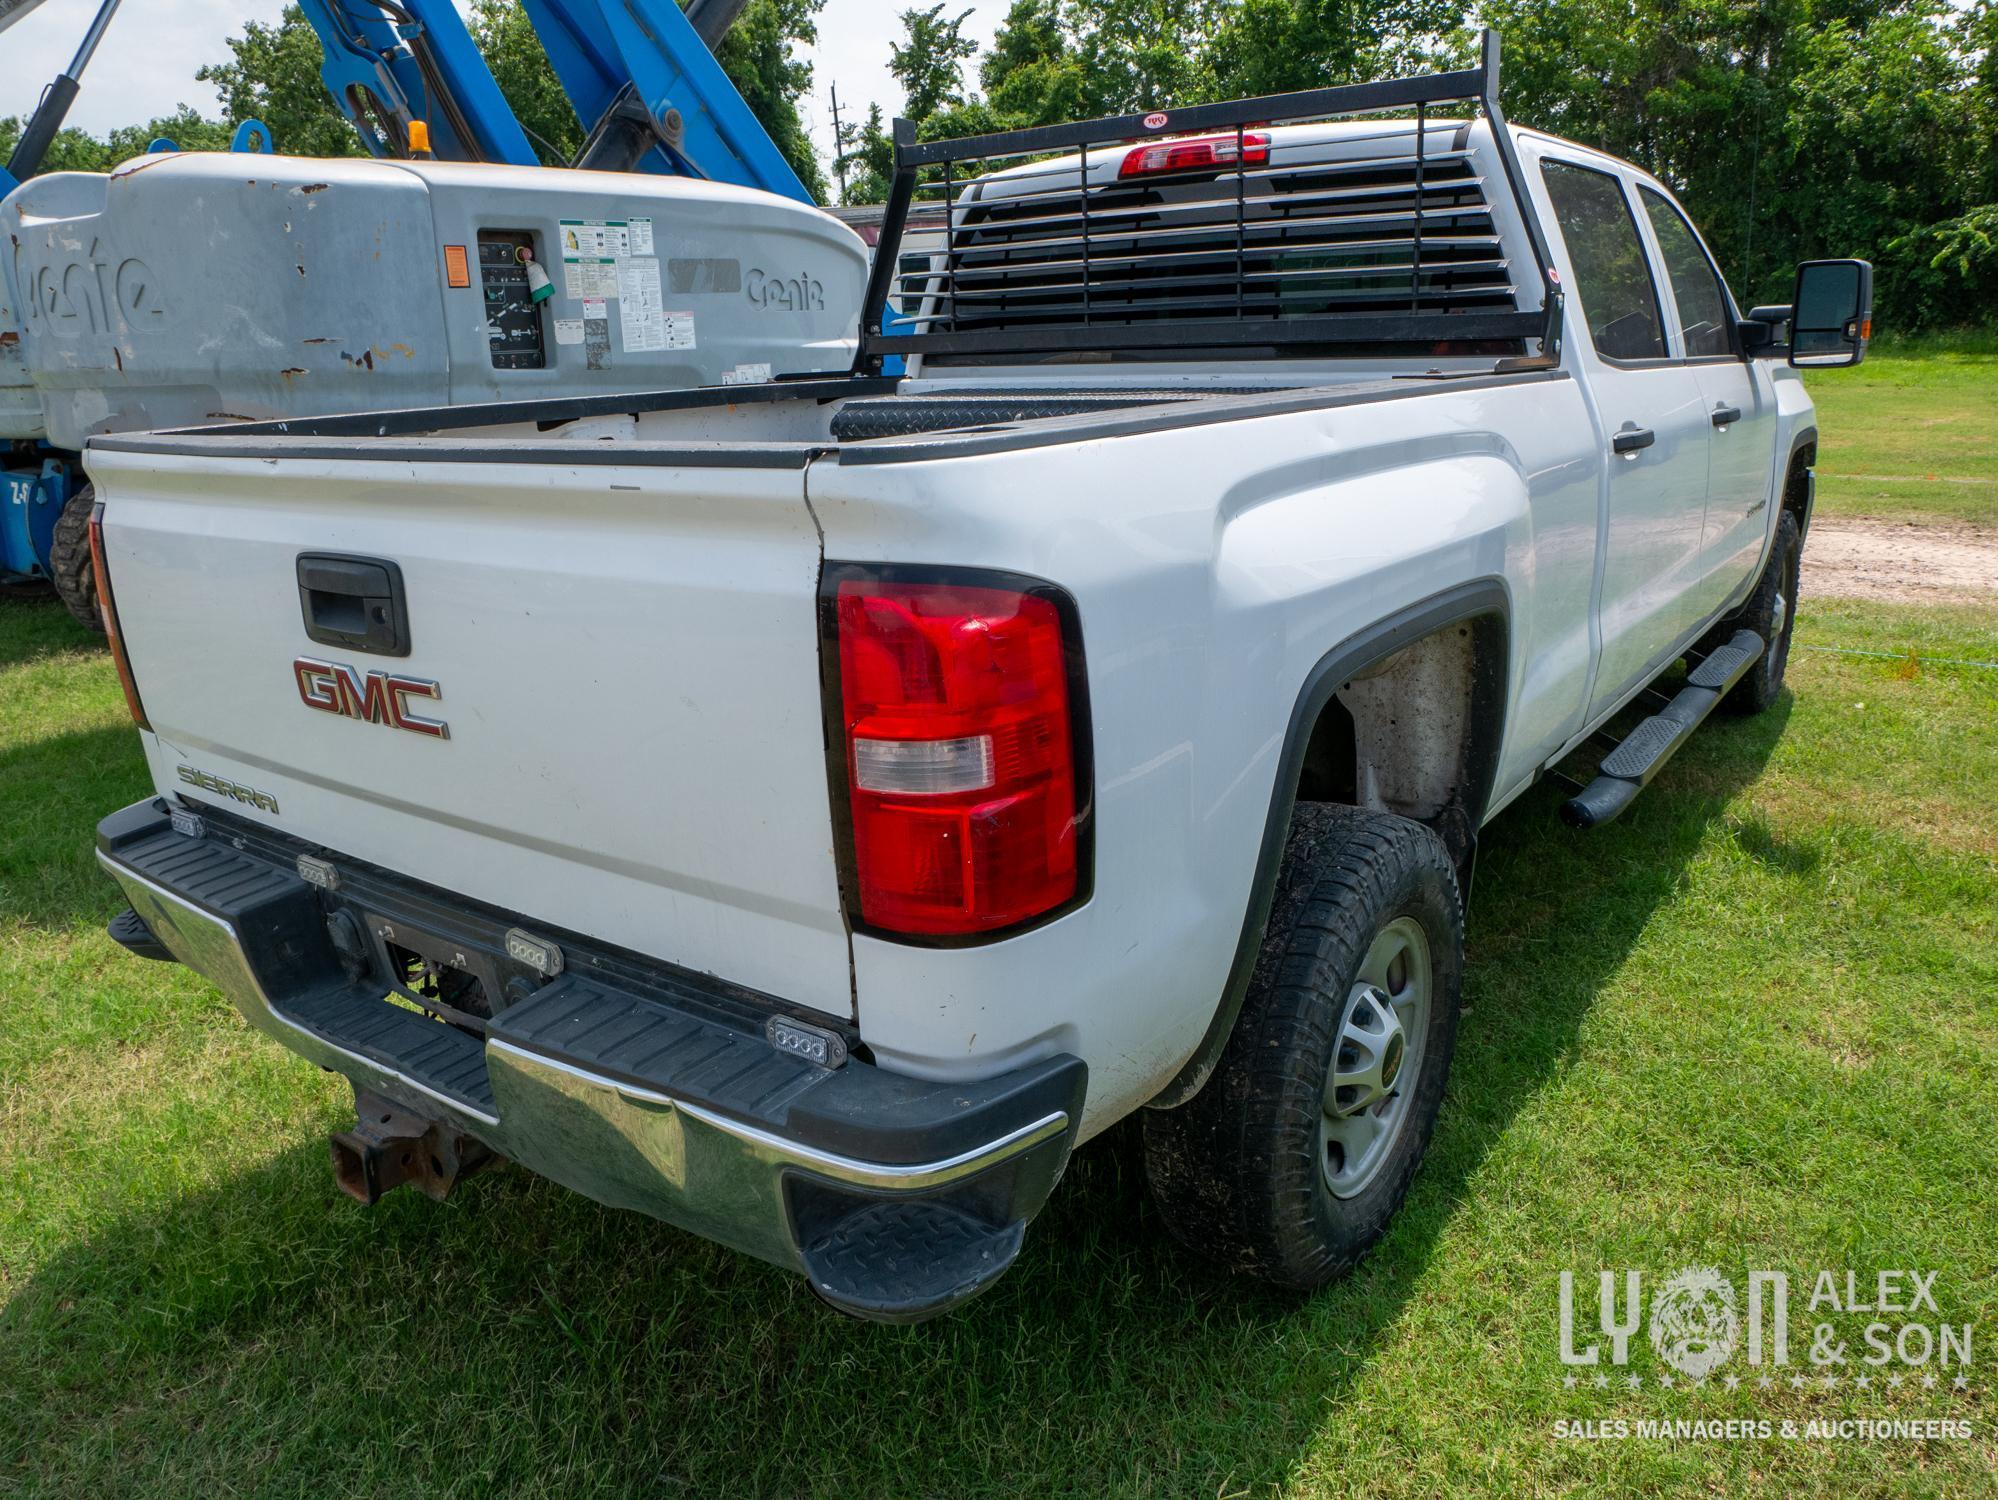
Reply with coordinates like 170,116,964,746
99,799,1083,1322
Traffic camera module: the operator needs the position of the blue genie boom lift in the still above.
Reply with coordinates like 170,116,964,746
290,0,807,197
2,0,861,624
1,0,806,202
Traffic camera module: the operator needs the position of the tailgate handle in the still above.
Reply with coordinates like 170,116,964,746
297,553,410,657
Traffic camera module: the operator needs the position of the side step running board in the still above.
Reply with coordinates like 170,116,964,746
1561,629,1764,829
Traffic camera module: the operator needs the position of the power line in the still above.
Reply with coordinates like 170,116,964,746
829,80,846,201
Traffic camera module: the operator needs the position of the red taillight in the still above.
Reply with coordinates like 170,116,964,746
87,502,149,730
827,569,1087,938
1119,131,1270,179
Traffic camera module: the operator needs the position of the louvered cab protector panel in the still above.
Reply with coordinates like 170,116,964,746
921,130,1516,338
857,29,1563,364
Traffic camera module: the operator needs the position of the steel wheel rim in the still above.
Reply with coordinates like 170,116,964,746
1320,915,1432,1200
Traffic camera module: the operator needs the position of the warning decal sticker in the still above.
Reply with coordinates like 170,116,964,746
559,218,691,357
582,298,611,370
617,257,667,351
560,218,627,300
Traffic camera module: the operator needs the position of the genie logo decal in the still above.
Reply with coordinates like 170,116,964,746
293,657,449,739
16,235,164,337
744,267,825,313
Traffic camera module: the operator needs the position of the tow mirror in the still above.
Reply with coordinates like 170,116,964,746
1787,259,1873,368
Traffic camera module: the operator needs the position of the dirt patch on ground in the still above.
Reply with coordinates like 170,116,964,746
1803,516,1998,604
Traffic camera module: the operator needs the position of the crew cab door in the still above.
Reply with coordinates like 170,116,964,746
1635,184,1780,618
1537,155,1712,719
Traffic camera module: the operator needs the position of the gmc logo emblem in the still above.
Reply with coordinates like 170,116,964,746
293,657,450,739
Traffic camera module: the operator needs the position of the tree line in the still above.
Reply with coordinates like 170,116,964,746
4,0,1993,328
843,0,1997,328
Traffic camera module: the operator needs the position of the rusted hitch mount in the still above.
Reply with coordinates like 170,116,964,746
331,1088,497,1205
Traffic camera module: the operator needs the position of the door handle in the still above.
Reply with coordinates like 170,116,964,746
298,553,411,657
1611,427,1656,454
1710,405,1743,427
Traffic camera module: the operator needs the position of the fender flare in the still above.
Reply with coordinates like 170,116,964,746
1148,577,1511,1110
1785,425,1819,537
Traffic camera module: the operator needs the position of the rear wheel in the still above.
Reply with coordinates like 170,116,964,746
1717,509,1801,716
1142,802,1464,1290
49,484,104,634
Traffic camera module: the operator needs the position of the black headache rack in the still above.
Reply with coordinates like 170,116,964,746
857,29,1564,370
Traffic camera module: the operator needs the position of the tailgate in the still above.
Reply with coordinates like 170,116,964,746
88,443,851,1018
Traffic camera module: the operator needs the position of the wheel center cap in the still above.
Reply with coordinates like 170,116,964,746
1330,983,1410,1118
1380,1029,1406,1090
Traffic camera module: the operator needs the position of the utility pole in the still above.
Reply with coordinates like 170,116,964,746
829,82,848,202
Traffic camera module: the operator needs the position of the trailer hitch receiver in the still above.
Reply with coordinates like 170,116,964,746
331,1089,496,1205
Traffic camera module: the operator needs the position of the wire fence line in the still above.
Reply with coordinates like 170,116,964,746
1797,643,1998,671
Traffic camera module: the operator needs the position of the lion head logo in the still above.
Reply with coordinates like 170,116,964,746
1649,1266,1739,1378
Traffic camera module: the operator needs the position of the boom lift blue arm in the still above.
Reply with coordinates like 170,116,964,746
298,0,809,202
295,0,541,166
5,0,805,202
0,0,125,195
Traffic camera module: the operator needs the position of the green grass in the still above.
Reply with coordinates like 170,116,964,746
1806,336,1998,526
4,361,1998,1494
5,604,1997,1496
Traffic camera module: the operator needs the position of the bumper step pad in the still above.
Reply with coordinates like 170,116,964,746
289,986,496,1114
492,976,829,1124
1561,629,1764,828
108,905,174,961
98,808,499,1115
802,1201,1028,1324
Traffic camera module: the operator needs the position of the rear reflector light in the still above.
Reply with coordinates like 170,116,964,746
825,568,1089,938
1119,131,1269,179
87,502,149,730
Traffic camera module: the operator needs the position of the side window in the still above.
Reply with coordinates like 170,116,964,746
1540,161,1665,361
1640,188,1735,357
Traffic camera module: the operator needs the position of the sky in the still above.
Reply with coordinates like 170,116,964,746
0,0,1001,178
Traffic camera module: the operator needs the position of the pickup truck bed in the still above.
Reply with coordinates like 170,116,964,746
87,368,1483,454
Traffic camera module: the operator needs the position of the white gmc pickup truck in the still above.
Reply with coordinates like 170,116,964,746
87,38,1871,1321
